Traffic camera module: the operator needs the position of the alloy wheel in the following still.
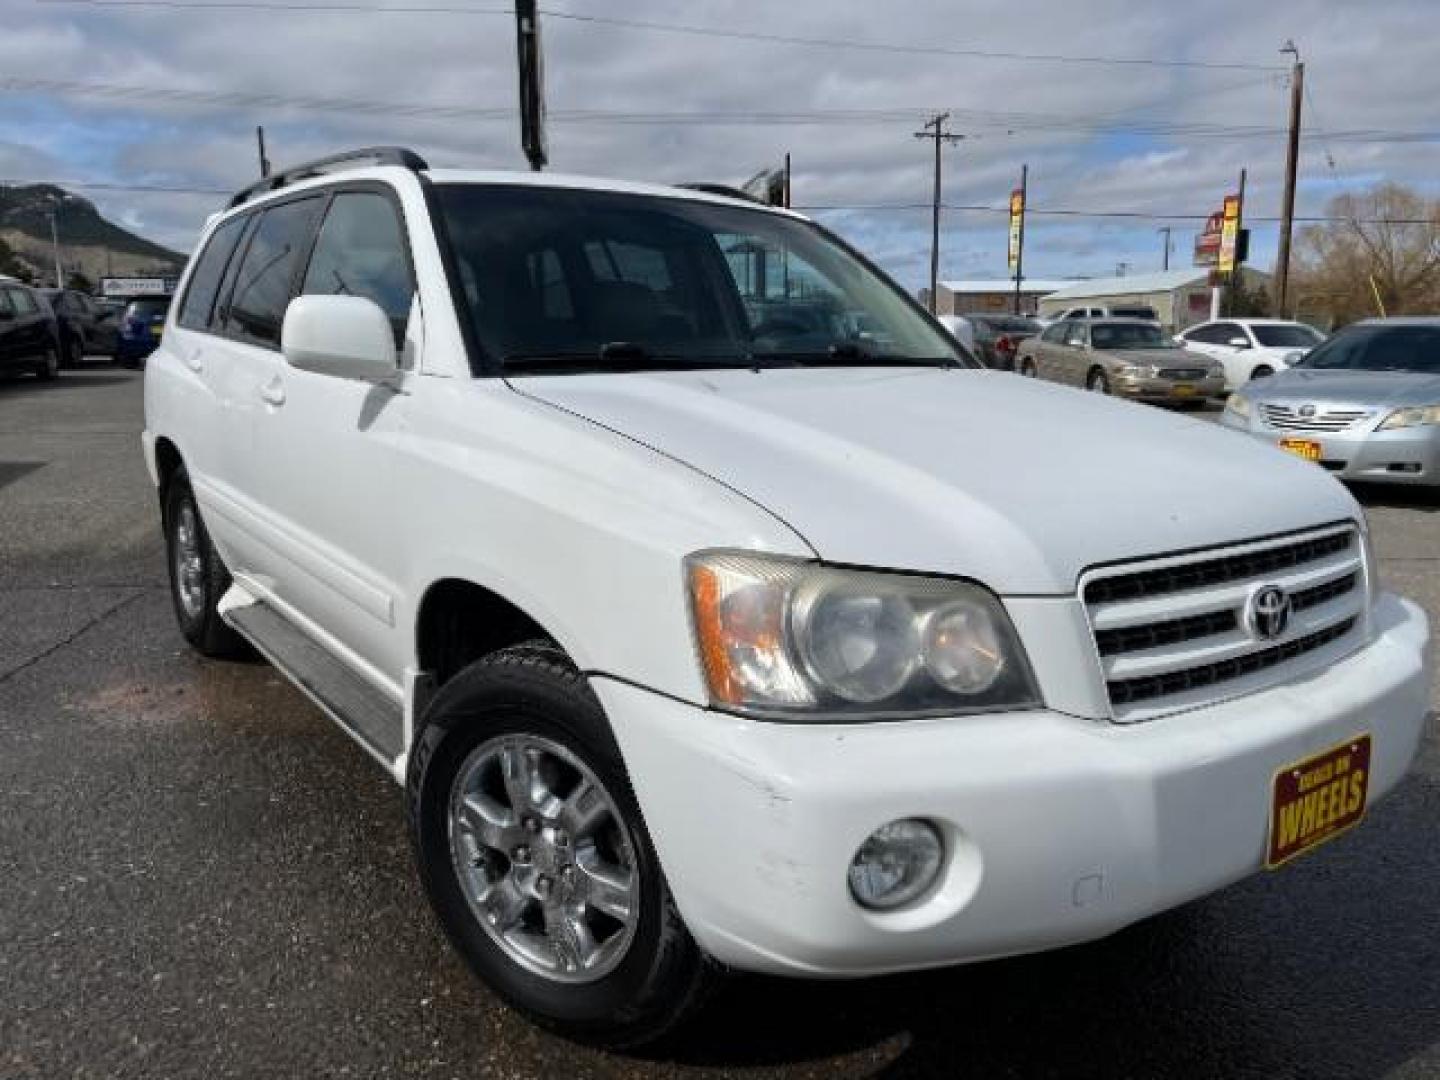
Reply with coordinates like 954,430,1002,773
448,733,640,984
172,502,206,619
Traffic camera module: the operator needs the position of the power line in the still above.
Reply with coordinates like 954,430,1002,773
2,178,1428,226
4,76,1437,144
34,0,1287,71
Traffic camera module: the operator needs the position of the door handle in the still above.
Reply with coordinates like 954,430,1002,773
258,376,286,407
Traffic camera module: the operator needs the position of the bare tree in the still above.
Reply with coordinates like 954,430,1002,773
1292,183,1440,326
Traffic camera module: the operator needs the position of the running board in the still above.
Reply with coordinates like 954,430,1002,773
223,597,404,765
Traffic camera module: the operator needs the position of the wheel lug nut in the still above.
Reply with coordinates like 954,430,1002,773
523,815,540,833
511,845,531,864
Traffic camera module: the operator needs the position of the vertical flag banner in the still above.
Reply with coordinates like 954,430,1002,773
1007,188,1025,273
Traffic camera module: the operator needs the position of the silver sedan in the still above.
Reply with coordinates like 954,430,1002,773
1220,318,1440,488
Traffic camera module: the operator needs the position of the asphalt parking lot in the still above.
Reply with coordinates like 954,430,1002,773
2,369,1438,1080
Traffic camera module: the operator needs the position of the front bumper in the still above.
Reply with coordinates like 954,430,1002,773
1115,373,1226,401
1221,413,1440,486
596,593,1429,978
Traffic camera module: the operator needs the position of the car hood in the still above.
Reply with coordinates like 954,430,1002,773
513,367,1357,595
1249,367,1440,408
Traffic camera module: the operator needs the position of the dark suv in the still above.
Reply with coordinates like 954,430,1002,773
41,288,120,367
0,280,61,380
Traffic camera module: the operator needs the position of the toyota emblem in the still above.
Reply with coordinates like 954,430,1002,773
1248,586,1292,640
1298,404,1318,418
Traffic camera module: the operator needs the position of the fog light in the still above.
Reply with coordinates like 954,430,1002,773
848,819,943,910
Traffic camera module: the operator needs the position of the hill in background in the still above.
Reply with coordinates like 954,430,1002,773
0,185,185,286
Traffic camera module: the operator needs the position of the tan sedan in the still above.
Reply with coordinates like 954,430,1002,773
1016,318,1226,404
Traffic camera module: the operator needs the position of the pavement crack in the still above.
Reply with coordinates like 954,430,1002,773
0,588,151,686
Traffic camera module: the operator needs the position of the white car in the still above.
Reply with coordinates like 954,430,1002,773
1177,318,1326,390
143,148,1430,1048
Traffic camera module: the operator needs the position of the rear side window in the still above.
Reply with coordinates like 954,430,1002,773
0,289,15,316
300,191,414,345
221,196,324,347
11,289,38,314
179,215,248,330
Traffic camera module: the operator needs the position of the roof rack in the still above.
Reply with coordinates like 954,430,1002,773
676,182,766,205
228,146,429,208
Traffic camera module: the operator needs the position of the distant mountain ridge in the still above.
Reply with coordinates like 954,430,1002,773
0,184,184,285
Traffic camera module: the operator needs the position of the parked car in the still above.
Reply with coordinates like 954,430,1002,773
1046,303,1161,324
113,294,171,367
41,288,120,366
1016,317,1224,403
0,280,61,380
1220,318,1440,488
144,148,1430,1047
960,313,1042,370
936,313,976,353
1177,318,1326,391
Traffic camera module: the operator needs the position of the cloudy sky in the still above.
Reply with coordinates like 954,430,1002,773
1,0,1434,290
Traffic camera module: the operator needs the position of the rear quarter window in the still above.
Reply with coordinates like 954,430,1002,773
179,215,248,330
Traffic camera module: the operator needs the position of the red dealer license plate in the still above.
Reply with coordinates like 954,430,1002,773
1267,735,1371,869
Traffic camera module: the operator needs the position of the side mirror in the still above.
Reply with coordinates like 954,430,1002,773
1228,336,1251,349
282,295,397,382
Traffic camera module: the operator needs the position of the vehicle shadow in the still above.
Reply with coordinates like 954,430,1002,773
667,770,1440,1078
1350,481,1440,513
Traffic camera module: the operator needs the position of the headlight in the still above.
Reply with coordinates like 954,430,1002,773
1115,363,1154,377
687,553,1040,718
1224,393,1252,419
1378,405,1440,431
1281,351,1304,367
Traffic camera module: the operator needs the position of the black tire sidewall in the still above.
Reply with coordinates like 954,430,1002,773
409,655,705,1046
1089,368,1110,393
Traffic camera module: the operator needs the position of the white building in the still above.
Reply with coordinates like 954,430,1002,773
1038,268,1270,331
929,278,1079,318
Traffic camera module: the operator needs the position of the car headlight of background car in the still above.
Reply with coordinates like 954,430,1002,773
1378,405,1440,431
686,552,1040,718
1224,393,1253,420
1115,363,1156,378
1281,351,1305,367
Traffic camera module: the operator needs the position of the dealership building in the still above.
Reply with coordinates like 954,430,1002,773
927,278,1079,317
1036,268,1271,331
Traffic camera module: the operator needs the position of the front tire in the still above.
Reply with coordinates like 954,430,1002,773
63,335,84,369
408,646,715,1049
163,471,248,657
1019,357,1037,377
1087,367,1111,394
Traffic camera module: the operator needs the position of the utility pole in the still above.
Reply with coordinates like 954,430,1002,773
913,113,962,314
515,0,548,171
1157,226,1172,271
48,209,62,288
256,126,271,178
1275,41,1304,316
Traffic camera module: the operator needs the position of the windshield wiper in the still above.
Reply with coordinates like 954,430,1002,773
501,342,741,375
748,341,957,369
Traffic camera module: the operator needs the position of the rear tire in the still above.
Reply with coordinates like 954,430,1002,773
1019,358,1037,377
163,470,249,658
408,645,717,1050
63,335,84,369
1087,367,1111,394
34,346,59,381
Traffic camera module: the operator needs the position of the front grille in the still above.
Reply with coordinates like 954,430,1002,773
1158,368,1207,380
1108,618,1357,706
1085,531,1352,605
1083,526,1366,721
1260,403,1371,433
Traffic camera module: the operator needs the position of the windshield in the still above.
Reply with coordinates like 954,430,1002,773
1252,323,1325,349
1090,322,1174,350
125,298,170,320
435,185,966,373
1298,324,1440,373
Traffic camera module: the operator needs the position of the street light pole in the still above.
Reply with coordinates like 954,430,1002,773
913,113,961,314
48,209,62,288
1275,41,1304,316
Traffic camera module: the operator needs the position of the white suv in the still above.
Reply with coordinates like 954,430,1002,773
144,148,1431,1047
